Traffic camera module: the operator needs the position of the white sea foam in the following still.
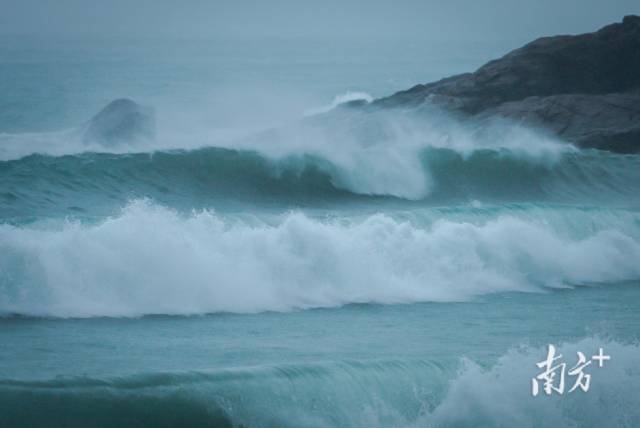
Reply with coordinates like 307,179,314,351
233,105,570,199
1,200,638,318
417,337,640,428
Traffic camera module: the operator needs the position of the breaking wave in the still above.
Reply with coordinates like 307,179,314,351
0,102,585,205
0,337,637,427
2,147,639,221
1,200,639,318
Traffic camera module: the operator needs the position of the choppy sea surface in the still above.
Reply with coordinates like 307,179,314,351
1,36,639,427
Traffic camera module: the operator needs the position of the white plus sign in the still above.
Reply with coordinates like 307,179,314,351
592,347,611,367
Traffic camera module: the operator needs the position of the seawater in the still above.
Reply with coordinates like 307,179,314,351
1,36,639,427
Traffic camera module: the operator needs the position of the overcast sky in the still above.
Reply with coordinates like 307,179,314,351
1,0,639,41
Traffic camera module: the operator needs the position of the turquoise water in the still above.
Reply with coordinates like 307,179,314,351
1,37,640,427
1,285,640,427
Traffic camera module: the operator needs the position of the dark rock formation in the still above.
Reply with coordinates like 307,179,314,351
375,16,640,153
83,99,155,146
479,92,640,153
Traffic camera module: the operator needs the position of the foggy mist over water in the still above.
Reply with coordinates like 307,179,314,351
2,0,639,40
1,0,638,137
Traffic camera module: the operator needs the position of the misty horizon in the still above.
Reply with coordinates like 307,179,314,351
1,0,639,43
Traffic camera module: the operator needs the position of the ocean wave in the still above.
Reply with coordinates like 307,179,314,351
0,102,579,202
1,146,639,221
419,337,640,428
1,200,639,318
1,337,638,427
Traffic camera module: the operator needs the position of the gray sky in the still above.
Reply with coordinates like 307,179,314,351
1,0,639,41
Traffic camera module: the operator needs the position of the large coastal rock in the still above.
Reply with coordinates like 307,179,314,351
82,99,155,146
479,92,640,153
375,16,640,153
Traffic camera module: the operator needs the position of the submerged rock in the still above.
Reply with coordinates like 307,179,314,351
82,99,155,146
374,15,640,153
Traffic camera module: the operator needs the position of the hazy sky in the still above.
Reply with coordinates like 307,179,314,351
1,0,639,41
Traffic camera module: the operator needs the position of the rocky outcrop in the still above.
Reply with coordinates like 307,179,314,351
82,99,155,146
374,15,640,153
479,92,640,153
